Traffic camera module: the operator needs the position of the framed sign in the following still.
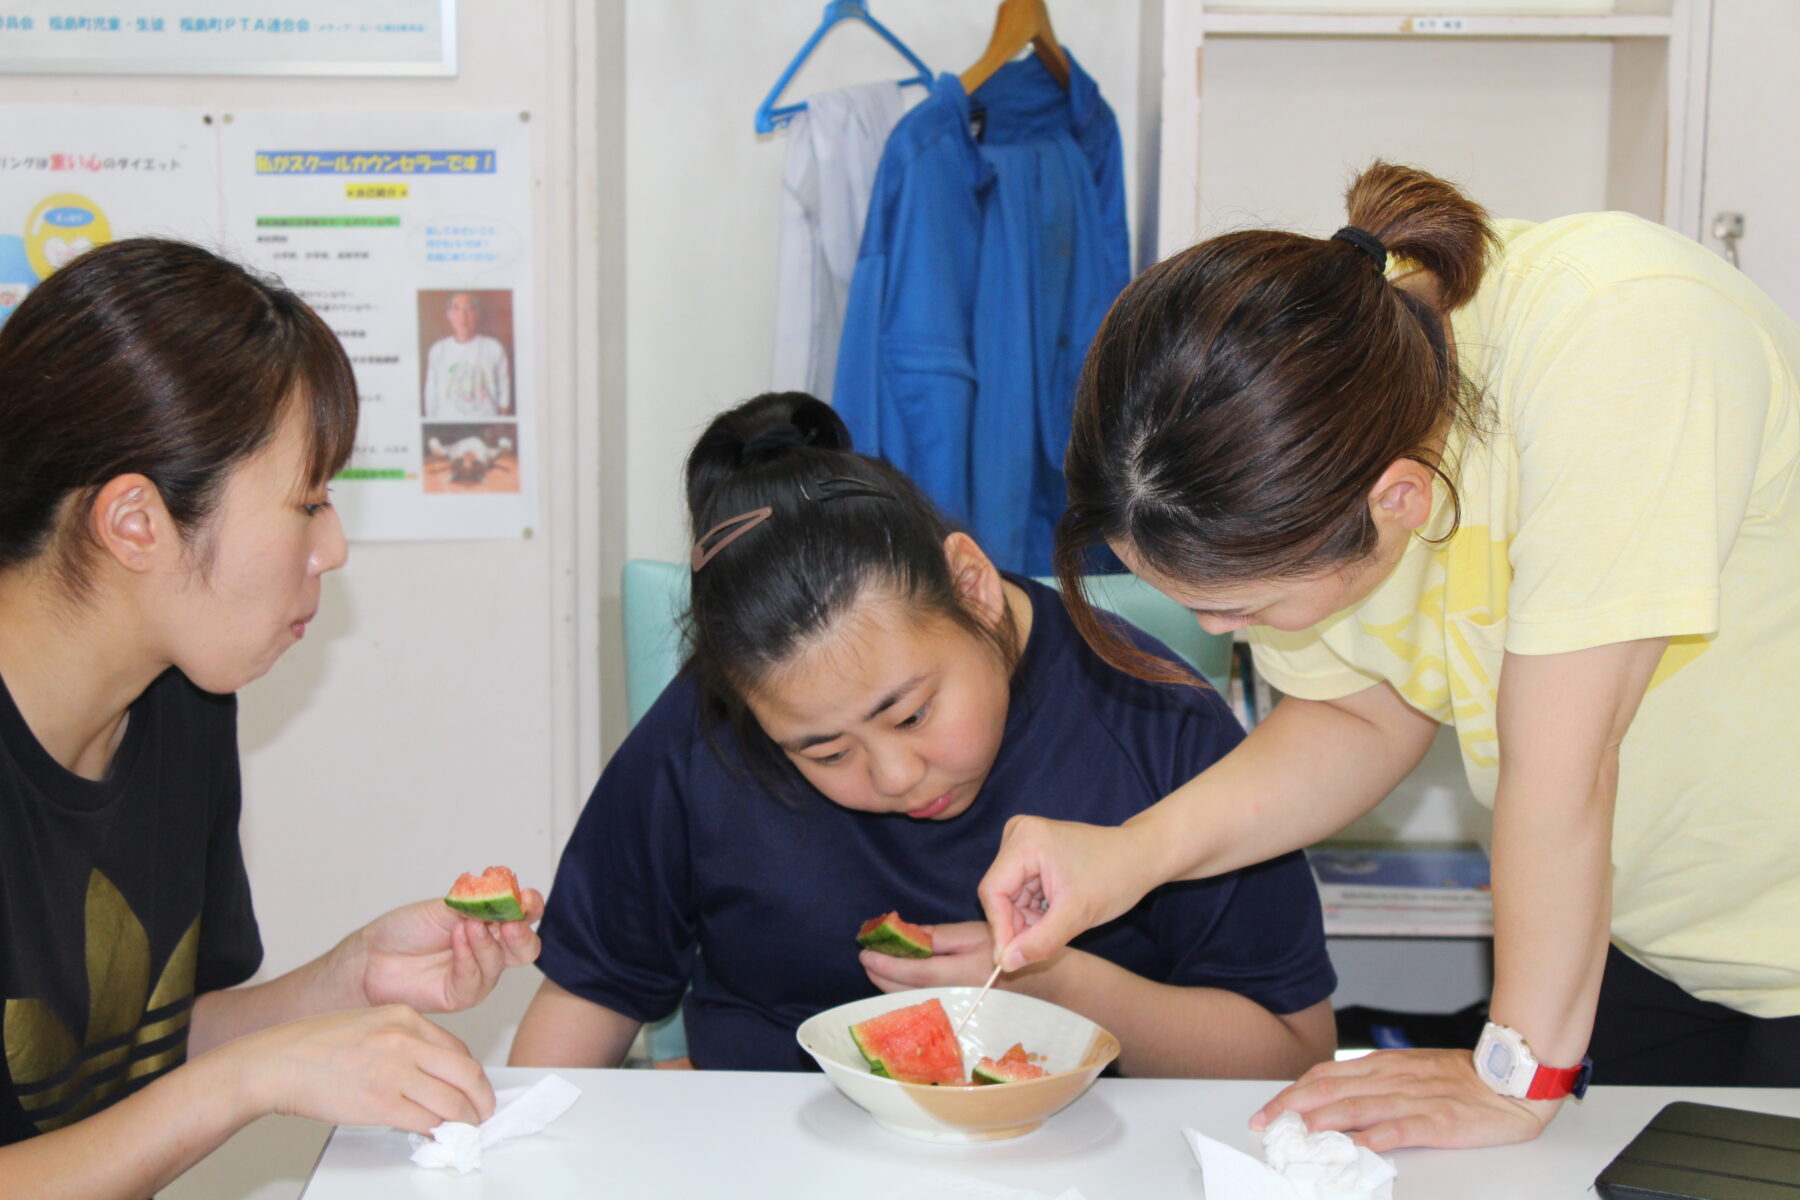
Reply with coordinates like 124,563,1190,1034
0,0,456,76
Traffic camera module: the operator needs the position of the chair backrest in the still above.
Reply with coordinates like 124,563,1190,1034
621,559,694,726
621,559,1231,727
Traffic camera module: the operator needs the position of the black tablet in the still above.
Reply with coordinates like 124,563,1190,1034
1595,1101,1800,1199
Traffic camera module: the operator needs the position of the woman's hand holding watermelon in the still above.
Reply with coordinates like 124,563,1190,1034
861,921,993,992
861,921,1068,995
346,889,546,1013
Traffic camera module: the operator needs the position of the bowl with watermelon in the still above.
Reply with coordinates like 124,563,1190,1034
796,986,1120,1143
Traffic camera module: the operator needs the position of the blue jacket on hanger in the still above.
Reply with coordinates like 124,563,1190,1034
832,49,1128,575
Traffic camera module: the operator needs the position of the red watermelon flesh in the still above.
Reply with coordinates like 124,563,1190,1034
855,912,934,958
972,1042,1048,1085
444,865,525,922
848,998,964,1085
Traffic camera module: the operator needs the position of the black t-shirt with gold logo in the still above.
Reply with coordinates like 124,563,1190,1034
0,667,262,1146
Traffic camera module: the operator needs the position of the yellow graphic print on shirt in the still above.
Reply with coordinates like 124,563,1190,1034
1387,522,1512,775
1258,511,1709,805
4,870,198,1133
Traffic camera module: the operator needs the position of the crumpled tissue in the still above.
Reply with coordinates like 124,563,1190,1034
1185,1111,1396,1200
408,1073,581,1174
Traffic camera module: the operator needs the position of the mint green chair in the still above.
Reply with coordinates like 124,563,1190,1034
616,559,1231,1059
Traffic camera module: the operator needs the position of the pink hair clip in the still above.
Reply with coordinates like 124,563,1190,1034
690,506,773,572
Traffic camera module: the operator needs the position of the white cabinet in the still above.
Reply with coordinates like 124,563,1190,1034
1146,0,1713,258
1698,0,1800,318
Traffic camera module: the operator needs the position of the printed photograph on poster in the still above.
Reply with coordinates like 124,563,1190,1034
418,288,514,419
0,107,219,327
423,423,519,494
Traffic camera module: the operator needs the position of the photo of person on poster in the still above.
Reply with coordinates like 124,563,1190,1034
419,289,513,419
423,423,520,494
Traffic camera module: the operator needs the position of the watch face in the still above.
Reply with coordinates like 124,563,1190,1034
1482,1040,1516,1081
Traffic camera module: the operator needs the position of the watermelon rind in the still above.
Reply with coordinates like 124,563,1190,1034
444,893,525,922
846,998,964,1086
850,1026,893,1079
971,1057,1045,1085
445,866,525,922
972,1043,1047,1084
855,913,932,959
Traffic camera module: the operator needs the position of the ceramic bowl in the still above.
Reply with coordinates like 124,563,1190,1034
795,986,1120,1143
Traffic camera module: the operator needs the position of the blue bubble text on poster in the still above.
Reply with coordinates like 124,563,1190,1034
407,215,522,274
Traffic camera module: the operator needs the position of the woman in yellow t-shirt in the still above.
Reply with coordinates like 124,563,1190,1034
978,162,1800,1150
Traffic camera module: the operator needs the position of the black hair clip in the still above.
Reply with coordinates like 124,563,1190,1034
799,476,894,504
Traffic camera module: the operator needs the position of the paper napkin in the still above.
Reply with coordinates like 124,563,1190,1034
1185,1111,1396,1200
408,1073,582,1174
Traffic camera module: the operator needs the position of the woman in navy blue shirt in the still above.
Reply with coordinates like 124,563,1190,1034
511,393,1336,1076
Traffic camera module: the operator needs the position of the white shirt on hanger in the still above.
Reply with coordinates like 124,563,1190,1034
771,80,907,399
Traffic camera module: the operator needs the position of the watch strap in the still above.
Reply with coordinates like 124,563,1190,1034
1526,1056,1593,1100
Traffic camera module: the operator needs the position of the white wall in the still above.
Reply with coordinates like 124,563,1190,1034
620,0,1151,570
1194,36,1616,240
3,4,606,1196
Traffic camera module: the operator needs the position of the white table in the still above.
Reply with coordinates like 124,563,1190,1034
302,1068,1800,1198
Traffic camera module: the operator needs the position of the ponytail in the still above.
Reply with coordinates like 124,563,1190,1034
1345,161,1498,311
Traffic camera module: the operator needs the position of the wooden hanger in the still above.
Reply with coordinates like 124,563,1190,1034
960,0,1070,95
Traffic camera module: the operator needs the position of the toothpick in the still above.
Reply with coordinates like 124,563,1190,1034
954,963,1005,1037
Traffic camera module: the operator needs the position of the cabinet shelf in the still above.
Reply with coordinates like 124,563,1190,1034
1147,0,1711,260
1200,12,1673,37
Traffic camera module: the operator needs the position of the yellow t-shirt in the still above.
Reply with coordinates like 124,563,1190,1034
1249,213,1800,1017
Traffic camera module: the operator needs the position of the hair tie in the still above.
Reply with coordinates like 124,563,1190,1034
1332,226,1387,273
739,423,814,465
691,506,773,572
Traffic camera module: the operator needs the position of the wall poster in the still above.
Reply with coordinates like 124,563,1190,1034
0,105,535,541
221,110,536,541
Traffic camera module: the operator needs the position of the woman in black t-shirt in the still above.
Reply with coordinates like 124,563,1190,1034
0,240,541,1196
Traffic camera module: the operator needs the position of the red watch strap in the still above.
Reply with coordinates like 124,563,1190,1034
1525,1057,1593,1100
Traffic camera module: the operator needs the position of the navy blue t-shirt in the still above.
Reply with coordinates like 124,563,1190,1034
537,578,1333,1071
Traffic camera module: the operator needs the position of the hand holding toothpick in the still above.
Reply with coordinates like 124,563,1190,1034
954,960,1006,1037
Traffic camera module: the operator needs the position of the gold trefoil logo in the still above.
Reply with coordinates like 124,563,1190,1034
5,870,199,1132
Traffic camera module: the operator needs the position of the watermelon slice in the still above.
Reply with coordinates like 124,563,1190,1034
972,1042,1048,1085
444,865,525,922
848,998,964,1085
855,912,933,958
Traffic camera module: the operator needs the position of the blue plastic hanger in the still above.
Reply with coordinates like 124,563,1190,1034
754,1,932,135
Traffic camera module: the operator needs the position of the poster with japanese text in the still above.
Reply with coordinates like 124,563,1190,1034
0,106,219,325
221,109,536,541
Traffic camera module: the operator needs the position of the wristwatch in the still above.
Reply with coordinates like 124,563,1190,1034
1472,1021,1593,1100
